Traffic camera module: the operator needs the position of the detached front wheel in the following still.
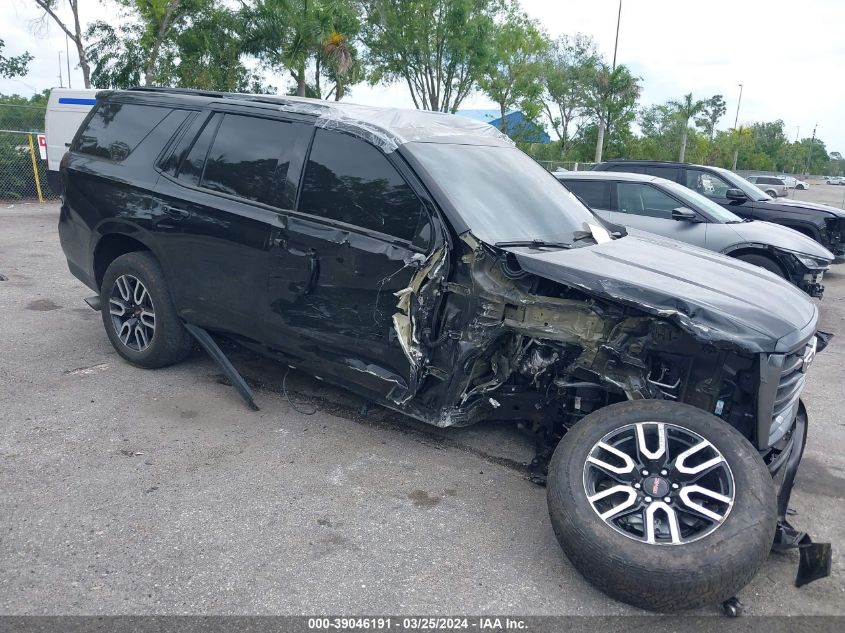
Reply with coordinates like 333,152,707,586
547,400,776,612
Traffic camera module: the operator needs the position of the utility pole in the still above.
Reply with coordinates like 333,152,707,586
804,123,817,176
58,51,64,88
66,34,72,89
596,0,622,164
731,83,743,170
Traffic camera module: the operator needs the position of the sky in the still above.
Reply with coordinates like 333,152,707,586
2,0,844,152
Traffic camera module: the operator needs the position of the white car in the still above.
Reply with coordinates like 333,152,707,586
827,176,845,185
776,175,810,190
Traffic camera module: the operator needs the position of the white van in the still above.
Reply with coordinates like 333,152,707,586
45,88,98,192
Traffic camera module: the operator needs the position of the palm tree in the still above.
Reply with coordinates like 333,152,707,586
668,93,707,162
240,0,356,98
586,63,640,162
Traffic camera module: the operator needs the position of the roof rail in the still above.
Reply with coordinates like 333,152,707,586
127,86,232,99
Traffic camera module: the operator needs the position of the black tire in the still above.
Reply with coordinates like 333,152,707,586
735,253,786,278
100,251,193,368
547,400,777,612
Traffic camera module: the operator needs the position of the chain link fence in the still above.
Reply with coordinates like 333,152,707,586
0,104,59,203
535,160,597,172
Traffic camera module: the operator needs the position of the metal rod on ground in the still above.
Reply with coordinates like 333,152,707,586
27,134,44,203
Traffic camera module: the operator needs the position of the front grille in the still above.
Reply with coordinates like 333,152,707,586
769,351,805,444
757,341,813,449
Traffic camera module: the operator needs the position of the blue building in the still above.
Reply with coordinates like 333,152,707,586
457,109,550,144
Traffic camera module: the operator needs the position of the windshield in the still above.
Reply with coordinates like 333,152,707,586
407,143,600,245
661,180,744,223
712,166,772,201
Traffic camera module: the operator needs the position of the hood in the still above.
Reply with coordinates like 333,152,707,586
509,231,818,354
766,198,845,218
727,221,834,260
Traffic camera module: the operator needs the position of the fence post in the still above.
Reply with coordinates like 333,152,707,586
27,133,44,203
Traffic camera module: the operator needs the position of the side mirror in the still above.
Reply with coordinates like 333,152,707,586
671,207,700,222
725,188,747,201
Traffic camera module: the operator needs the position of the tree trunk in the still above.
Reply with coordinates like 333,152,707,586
679,128,688,162
594,121,606,163
296,65,306,97
499,102,507,134
731,148,739,171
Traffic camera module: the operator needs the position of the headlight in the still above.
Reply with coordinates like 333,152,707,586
794,253,829,270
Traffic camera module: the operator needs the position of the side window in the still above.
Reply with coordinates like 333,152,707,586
201,114,301,206
177,113,221,187
685,169,732,198
644,165,680,182
563,180,611,209
298,128,426,243
74,102,172,162
617,183,680,219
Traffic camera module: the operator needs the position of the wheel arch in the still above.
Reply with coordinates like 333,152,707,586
93,229,158,290
721,244,789,277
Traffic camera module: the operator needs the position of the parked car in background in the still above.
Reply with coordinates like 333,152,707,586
776,175,809,190
556,172,831,297
827,176,845,185
745,175,788,197
57,87,827,613
593,160,845,259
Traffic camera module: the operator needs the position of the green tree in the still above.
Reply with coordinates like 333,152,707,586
87,0,265,91
694,94,726,141
477,6,547,135
240,0,359,98
362,0,500,112
32,0,93,87
0,40,33,79
667,93,707,162
584,63,640,162
541,33,599,158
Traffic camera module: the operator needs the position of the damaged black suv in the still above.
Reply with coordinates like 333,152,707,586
58,88,830,613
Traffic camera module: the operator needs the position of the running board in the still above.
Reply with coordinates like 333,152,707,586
84,295,101,311
183,323,259,411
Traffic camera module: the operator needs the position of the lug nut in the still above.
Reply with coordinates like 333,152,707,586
634,483,641,489
671,483,679,489
664,497,671,503
642,469,649,476
644,496,652,503
660,469,668,476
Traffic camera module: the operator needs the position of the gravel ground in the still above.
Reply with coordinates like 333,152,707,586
1,202,843,617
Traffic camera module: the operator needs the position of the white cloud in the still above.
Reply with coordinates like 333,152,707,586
2,0,843,151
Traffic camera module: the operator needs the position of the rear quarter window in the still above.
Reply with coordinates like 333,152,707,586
73,101,173,162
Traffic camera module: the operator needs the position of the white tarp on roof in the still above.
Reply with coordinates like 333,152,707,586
272,96,515,153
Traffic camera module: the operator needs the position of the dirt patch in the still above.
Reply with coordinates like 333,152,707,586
27,298,62,311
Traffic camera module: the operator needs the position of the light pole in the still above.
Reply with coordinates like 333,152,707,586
66,34,72,89
596,0,623,163
58,51,64,88
731,83,743,170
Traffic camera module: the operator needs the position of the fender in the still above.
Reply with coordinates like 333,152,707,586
89,219,171,289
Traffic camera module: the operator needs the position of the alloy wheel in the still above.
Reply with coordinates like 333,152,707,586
583,421,735,545
109,274,156,352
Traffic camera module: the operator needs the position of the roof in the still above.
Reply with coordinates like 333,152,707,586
107,87,515,153
555,171,662,183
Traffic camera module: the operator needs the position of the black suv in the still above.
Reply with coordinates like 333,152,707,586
594,159,845,259
58,88,829,612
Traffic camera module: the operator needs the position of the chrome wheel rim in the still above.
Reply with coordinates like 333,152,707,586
109,274,155,352
583,422,735,545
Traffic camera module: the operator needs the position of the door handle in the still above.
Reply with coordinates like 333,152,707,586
162,205,190,220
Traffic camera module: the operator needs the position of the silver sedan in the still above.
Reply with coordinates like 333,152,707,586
555,171,833,298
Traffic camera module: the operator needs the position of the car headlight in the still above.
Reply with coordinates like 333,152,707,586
794,253,829,270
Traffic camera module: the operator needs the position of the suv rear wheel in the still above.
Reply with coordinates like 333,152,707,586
547,400,776,612
100,252,193,368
